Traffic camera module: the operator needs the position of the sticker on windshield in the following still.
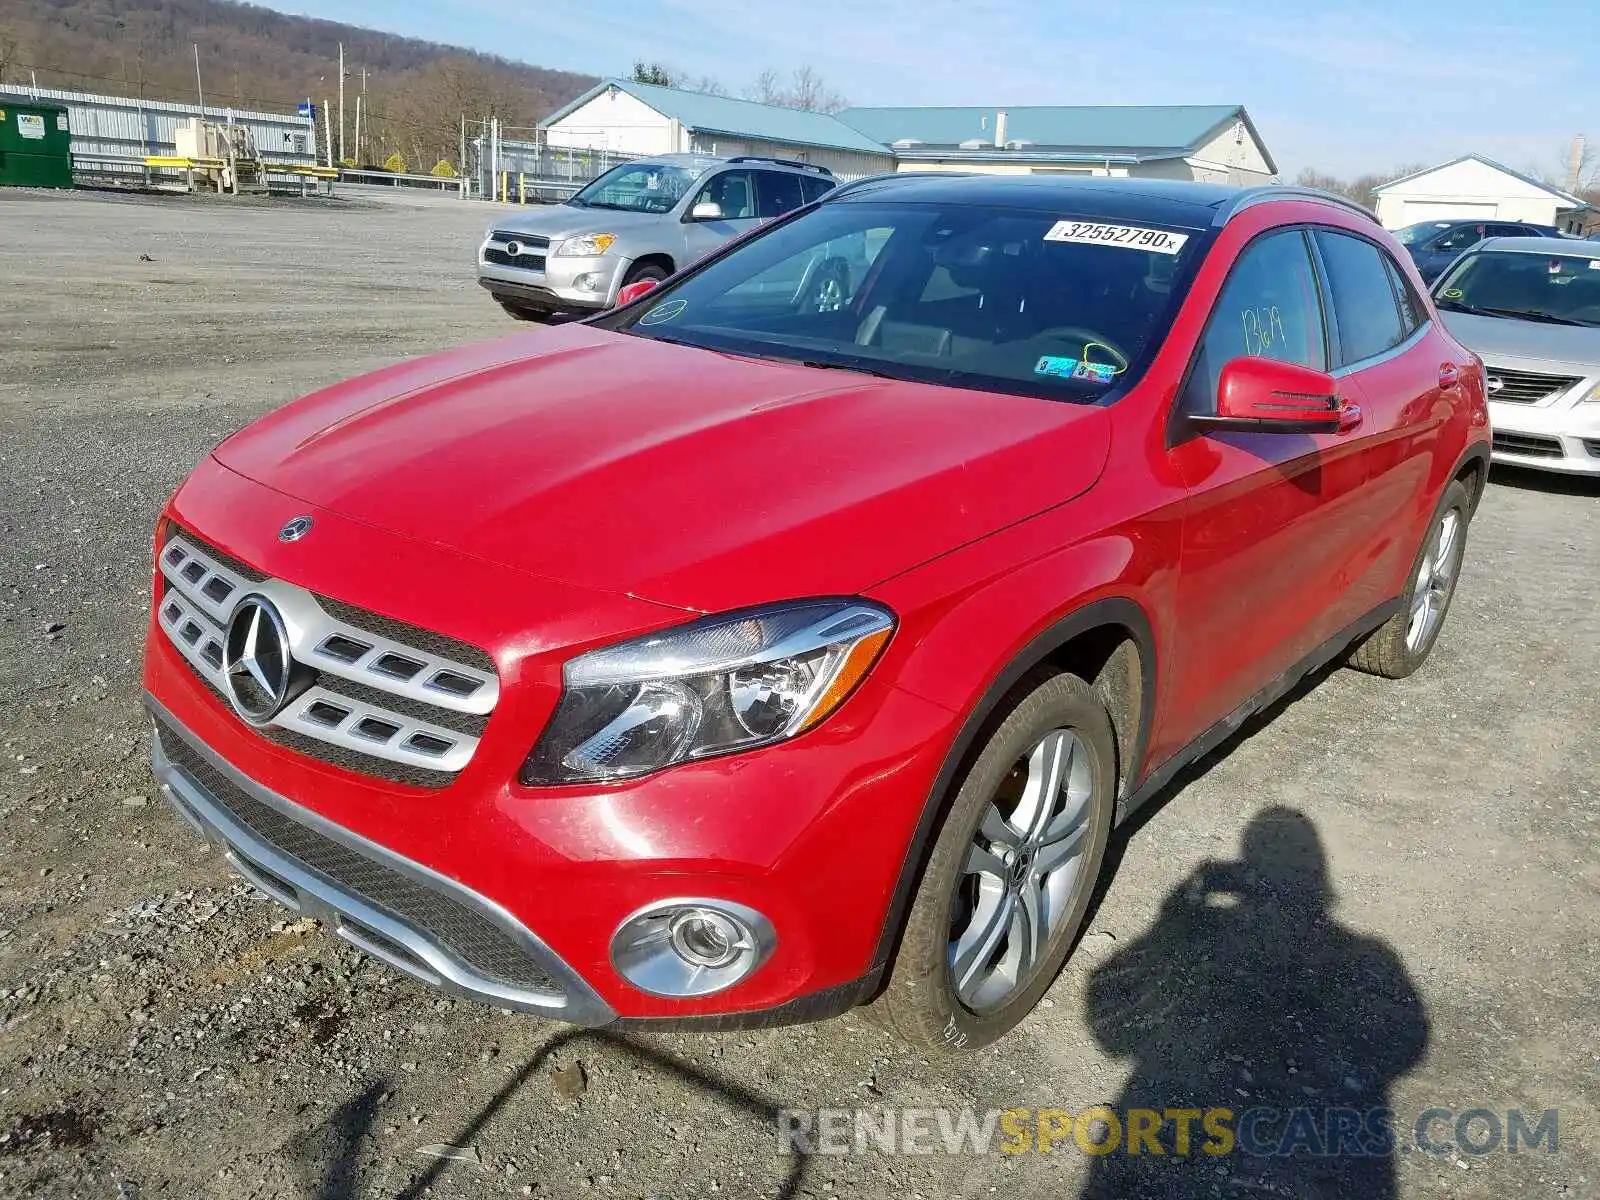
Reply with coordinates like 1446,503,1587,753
1044,221,1188,255
638,298,688,326
1591,261,1600,270
1035,355,1115,385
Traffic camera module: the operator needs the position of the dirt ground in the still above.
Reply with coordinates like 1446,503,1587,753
0,188,1596,1200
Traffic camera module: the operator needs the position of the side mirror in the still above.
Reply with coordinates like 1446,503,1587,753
616,278,659,306
1190,356,1342,435
690,200,724,221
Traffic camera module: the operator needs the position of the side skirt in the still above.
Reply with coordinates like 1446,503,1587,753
1114,598,1401,826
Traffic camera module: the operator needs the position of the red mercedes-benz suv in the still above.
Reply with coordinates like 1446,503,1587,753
145,177,1488,1051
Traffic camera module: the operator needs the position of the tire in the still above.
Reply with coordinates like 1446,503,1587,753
1347,479,1472,679
877,669,1116,1053
622,263,668,288
800,259,849,313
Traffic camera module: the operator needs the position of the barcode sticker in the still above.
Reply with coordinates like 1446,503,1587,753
1044,221,1189,255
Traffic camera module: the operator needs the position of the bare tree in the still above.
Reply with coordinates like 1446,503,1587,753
1294,164,1426,211
742,65,845,112
0,23,19,88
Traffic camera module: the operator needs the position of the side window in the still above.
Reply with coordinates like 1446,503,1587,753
1181,229,1327,414
755,170,806,220
1314,230,1406,364
1432,225,1483,252
1488,223,1529,239
800,176,836,204
1382,252,1425,336
693,170,757,219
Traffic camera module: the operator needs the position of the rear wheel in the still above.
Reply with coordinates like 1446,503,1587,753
878,670,1115,1052
1348,479,1471,678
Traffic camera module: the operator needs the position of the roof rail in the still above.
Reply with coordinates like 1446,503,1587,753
824,170,975,200
725,156,835,177
1215,185,1381,227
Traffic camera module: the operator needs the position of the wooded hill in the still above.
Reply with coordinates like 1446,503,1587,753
0,0,596,170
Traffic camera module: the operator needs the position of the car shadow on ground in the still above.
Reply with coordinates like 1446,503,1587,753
1073,664,1431,1198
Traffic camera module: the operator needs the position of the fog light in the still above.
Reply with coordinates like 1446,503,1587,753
573,272,604,293
611,899,775,997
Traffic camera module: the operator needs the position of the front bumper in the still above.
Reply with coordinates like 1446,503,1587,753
477,253,625,312
150,697,617,1024
1489,399,1600,475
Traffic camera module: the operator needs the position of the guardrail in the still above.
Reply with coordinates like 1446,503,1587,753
339,167,469,195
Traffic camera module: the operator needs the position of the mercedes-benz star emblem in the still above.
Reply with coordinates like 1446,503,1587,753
223,597,295,725
279,515,314,543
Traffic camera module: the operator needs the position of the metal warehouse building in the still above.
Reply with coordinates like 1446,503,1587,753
540,79,1276,185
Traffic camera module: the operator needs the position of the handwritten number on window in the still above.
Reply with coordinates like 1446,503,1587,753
1241,305,1287,358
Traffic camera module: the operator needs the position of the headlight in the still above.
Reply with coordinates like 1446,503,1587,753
554,233,617,257
1581,380,1600,404
521,600,895,785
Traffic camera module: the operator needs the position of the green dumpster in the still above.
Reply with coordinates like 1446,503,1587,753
0,93,73,189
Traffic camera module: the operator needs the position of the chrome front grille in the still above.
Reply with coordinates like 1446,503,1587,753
157,529,498,787
1483,366,1582,405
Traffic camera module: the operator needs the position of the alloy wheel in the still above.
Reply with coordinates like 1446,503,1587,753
1405,508,1463,652
948,728,1094,1012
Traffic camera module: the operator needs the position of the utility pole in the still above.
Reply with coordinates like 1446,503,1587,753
337,42,346,165
353,94,362,169
193,43,204,112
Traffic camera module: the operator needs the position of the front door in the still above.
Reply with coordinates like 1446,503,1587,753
1160,227,1377,756
681,169,761,265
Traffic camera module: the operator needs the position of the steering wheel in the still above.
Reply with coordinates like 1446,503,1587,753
1034,327,1131,373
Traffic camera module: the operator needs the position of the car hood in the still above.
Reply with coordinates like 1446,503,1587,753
1440,312,1600,374
487,203,667,242
212,324,1112,613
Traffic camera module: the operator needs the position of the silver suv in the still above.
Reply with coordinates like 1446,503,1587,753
477,153,837,320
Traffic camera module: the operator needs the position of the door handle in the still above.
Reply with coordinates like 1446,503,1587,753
1438,363,1461,388
1337,401,1364,433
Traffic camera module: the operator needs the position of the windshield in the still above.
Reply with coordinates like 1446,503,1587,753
1434,250,1600,326
1392,223,1442,247
617,199,1205,402
570,162,707,214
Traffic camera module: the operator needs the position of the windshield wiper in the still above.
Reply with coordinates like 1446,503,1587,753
796,358,904,381
1439,300,1589,326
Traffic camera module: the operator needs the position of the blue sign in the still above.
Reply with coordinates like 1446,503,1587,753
297,101,315,118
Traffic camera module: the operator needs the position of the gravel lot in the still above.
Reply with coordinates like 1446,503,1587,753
0,188,1596,1200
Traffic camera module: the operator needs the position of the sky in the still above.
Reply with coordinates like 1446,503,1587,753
269,0,1597,183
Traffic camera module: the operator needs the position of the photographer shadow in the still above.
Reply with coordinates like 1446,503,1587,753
1079,806,1428,1199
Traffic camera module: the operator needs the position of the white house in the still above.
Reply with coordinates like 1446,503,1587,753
1373,155,1592,233
540,80,894,180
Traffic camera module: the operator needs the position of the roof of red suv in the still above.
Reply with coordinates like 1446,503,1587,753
827,173,1377,230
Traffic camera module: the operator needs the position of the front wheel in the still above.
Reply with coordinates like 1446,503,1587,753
1347,478,1472,678
878,670,1116,1052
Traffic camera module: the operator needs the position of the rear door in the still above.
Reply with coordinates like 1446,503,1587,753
1164,227,1376,747
1310,227,1450,608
